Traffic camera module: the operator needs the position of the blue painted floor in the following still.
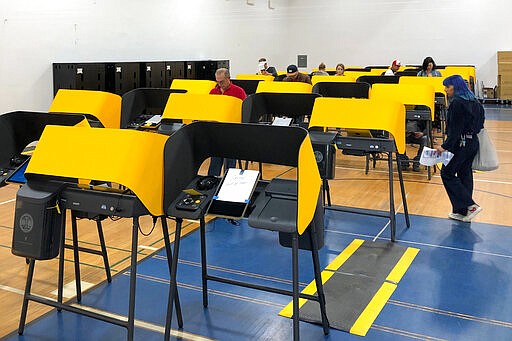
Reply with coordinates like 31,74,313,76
5,210,512,340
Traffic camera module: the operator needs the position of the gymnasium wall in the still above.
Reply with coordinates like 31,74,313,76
0,0,510,112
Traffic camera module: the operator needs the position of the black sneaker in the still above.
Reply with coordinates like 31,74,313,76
413,156,421,172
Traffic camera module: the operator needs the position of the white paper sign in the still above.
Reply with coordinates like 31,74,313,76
215,168,259,203
419,147,454,166
272,117,293,126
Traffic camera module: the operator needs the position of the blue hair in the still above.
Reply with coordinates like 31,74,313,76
443,75,476,101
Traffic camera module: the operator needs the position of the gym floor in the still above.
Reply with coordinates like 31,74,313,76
0,105,511,340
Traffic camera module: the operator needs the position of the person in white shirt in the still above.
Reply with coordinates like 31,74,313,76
384,60,401,76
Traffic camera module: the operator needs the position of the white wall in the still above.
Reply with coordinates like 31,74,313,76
0,0,510,113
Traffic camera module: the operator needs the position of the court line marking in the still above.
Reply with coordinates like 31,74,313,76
129,273,447,340
388,299,512,329
372,194,408,242
372,324,447,341
325,228,512,260
138,245,159,251
0,198,15,206
335,165,512,185
152,255,308,287
0,284,214,341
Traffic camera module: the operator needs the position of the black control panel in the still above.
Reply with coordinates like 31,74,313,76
167,176,220,220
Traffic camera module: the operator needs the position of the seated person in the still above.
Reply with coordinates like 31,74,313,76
258,58,278,77
384,59,401,76
417,57,442,77
404,120,428,172
312,62,329,76
283,64,312,84
335,63,345,76
208,68,247,176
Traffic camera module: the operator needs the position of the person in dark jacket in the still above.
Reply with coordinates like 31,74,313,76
437,75,485,222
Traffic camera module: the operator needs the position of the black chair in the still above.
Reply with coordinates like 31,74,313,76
395,70,420,77
312,82,370,99
356,75,400,86
364,66,389,70
275,74,287,81
162,121,329,341
120,88,186,129
231,79,261,95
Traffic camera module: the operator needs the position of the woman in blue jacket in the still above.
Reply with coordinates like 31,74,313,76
437,75,485,222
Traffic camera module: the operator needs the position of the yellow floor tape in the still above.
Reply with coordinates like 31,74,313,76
278,239,419,337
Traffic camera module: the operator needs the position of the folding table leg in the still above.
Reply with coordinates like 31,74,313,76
396,154,411,228
292,233,300,341
18,258,35,335
71,212,82,302
161,217,183,328
96,220,112,283
57,210,67,311
127,217,140,341
388,152,396,242
309,228,329,335
200,217,209,307
164,218,183,341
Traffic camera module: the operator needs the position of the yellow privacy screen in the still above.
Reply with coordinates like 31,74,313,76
49,89,122,129
162,93,242,123
26,126,168,216
297,135,321,235
311,75,356,85
370,83,435,120
170,79,216,94
399,76,446,94
236,74,274,81
256,81,312,94
309,97,406,154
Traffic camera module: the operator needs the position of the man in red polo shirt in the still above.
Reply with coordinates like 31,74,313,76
208,68,247,176
209,68,247,99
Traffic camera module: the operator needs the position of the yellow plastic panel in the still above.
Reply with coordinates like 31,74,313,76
162,93,242,123
311,75,357,86
235,74,274,81
26,126,168,216
399,76,446,94
170,79,216,94
256,81,312,94
399,76,447,103
49,89,121,129
297,135,321,235
309,98,406,154
442,67,474,82
370,83,435,120
344,70,382,80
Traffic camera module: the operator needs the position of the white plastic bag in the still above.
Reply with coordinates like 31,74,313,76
472,128,499,171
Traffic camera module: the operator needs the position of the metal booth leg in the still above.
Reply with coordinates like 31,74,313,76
309,227,330,335
70,212,82,302
164,218,183,341
18,258,35,335
200,217,209,307
127,217,140,341
292,233,300,341
322,179,331,207
57,209,67,310
96,220,112,283
388,152,396,242
160,217,183,328
396,154,411,229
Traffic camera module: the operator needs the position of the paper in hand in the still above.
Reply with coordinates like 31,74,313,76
419,147,454,166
